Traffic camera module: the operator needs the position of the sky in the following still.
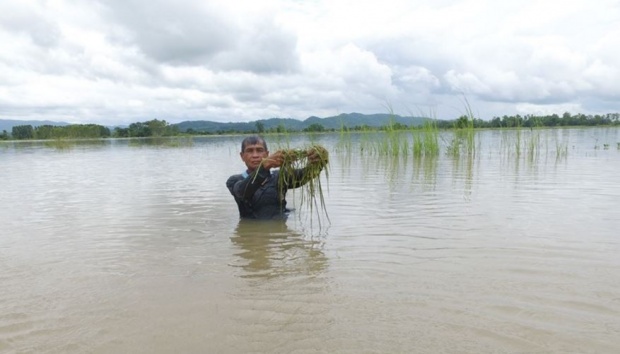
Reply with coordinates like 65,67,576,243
1,0,619,126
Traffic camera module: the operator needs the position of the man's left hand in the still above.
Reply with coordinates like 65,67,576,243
307,146,328,165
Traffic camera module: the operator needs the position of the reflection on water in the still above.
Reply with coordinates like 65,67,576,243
226,220,335,353
231,220,328,279
126,136,195,148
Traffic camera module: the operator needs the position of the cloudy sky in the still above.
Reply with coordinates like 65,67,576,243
1,0,619,126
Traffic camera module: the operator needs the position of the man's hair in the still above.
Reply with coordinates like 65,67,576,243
241,135,267,152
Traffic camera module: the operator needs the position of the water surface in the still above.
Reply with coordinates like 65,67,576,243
1,128,619,353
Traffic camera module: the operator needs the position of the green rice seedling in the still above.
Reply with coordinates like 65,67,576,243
411,120,440,157
444,132,461,158
499,130,511,157
526,130,541,164
372,103,416,159
401,106,440,158
448,95,478,158
556,140,568,160
515,126,522,157
400,134,410,157
270,144,330,222
445,128,477,159
464,128,476,157
411,128,423,157
377,113,402,158
358,126,375,156
422,120,440,156
336,122,352,154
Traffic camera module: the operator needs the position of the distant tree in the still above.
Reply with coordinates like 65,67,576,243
389,122,408,130
548,114,561,126
123,119,177,137
147,119,168,137
454,115,471,129
34,124,111,139
12,125,34,139
113,127,129,137
128,122,151,137
34,125,57,139
304,123,325,132
0,130,9,140
255,121,265,133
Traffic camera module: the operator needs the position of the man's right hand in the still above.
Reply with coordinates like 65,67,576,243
261,150,286,170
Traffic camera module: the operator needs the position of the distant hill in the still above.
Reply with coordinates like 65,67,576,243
0,119,71,132
174,113,431,133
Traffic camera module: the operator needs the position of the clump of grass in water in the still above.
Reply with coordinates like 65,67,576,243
410,110,440,158
526,130,541,164
445,121,476,158
375,112,406,158
556,140,568,160
44,139,75,150
446,96,477,158
367,104,411,158
165,136,194,148
335,122,352,154
269,145,330,221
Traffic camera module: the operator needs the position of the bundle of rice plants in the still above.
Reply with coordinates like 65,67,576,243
271,144,330,221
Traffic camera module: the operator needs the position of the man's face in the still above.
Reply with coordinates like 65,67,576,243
240,143,268,171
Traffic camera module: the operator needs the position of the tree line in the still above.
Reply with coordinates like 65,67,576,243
3,119,178,140
446,112,620,129
2,113,619,141
186,112,620,135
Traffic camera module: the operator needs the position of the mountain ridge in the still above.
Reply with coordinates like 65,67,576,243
0,119,72,132
0,113,431,133
174,112,431,133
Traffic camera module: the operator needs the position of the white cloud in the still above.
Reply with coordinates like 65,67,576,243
0,0,619,125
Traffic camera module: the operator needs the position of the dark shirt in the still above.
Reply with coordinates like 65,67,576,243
226,165,317,220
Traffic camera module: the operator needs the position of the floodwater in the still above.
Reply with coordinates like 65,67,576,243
1,127,619,353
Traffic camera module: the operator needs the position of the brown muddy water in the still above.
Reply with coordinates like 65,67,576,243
1,128,619,353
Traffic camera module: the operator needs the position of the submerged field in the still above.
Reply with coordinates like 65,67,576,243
1,127,619,353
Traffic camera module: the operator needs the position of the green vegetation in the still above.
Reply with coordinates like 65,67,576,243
2,111,618,141
411,120,440,157
6,119,176,141
10,123,110,140
281,146,329,219
112,119,178,138
11,125,35,139
252,144,330,222
444,98,477,159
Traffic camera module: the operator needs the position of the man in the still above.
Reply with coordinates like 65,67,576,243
226,135,328,220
